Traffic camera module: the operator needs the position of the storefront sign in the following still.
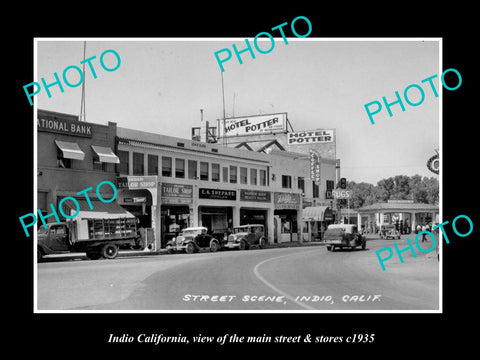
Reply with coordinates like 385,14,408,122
37,117,93,137
117,176,157,189
310,149,321,183
274,192,301,210
161,183,193,205
199,188,236,200
240,189,271,202
287,130,334,145
219,113,286,137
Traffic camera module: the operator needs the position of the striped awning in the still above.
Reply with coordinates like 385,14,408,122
55,140,85,160
302,206,331,221
91,145,120,163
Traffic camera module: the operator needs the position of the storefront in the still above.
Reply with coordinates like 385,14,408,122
197,187,235,235
117,176,158,249
273,192,301,243
239,189,271,236
302,206,334,241
160,182,193,247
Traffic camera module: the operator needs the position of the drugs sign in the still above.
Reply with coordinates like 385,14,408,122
332,189,352,199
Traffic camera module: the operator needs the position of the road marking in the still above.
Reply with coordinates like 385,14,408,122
253,249,317,310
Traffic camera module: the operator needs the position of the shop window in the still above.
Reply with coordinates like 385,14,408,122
133,152,144,175
260,169,267,186
282,175,292,189
240,167,248,184
37,191,48,214
57,156,71,169
222,167,228,183
312,181,320,198
212,163,220,182
93,158,107,171
230,166,237,183
250,168,257,185
298,177,305,193
162,156,172,177
117,150,129,174
188,160,197,179
175,158,185,178
56,146,72,169
326,180,334,191
148,154,158,176
200,162,209,181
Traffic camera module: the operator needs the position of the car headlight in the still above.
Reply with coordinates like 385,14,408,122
176,236,185,245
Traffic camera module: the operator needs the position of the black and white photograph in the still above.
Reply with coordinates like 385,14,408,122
32,37,442,313
10,6,477,356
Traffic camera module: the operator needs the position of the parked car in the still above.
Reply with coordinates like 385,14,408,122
379,224,401,239
224,224,266,250
166,227,221,254
323,224,366,251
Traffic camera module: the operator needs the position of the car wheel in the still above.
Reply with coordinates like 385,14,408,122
259,237,266,249
326,246,332,251
167,248,174,254
210,240,219,252
100,244,118,259
362,241,366,250
185,242,195,254
37,248,43,262
239,240,247,250
331,246,336,252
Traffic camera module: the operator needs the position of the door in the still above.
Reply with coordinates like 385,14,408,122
46,224,70,251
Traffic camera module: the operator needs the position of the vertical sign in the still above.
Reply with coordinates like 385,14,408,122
310,149,321,183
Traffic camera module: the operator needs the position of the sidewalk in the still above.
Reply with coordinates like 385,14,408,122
40,240,326,261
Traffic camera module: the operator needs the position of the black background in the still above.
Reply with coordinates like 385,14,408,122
9,4,476,356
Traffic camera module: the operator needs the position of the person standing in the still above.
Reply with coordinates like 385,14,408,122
421,223,427,242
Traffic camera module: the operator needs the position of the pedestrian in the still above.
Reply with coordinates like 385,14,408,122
416,224,421,234
421,223,427,242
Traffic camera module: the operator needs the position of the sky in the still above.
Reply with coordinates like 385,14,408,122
35,38,440,185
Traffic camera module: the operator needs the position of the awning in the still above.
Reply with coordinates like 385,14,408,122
60,199,135,219
303,206,332,221
91,145,120,164
55,140,85,160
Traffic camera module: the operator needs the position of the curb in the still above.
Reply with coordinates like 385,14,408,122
40,241,326,261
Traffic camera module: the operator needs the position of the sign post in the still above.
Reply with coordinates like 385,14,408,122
332,189,352,224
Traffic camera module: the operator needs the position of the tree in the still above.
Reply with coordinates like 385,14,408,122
346,174,439,209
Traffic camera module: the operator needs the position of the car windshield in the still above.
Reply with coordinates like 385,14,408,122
233,227,249,233
37,226,48,234
182,229,201,236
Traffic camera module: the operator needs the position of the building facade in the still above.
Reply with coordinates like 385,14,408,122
116,126,338,249
37,109,127,221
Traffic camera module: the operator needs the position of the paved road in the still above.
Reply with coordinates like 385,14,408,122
36,237,439,311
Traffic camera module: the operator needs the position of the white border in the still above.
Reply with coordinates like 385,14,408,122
33,37,442,314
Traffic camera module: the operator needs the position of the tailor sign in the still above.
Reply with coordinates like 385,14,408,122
117,176,157,189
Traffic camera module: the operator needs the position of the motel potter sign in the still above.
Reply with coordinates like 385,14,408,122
37,117,93,137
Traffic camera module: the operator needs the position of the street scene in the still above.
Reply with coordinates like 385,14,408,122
37,235,438,311
32,38,441,312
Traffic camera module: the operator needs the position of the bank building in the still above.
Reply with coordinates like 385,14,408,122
37,109,340,251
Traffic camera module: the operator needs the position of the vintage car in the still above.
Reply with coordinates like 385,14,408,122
323,224,366,251
166,227,221,254
379,224,401,239
224,224,266,250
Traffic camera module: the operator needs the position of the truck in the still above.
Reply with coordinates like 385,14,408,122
37,217,140,261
